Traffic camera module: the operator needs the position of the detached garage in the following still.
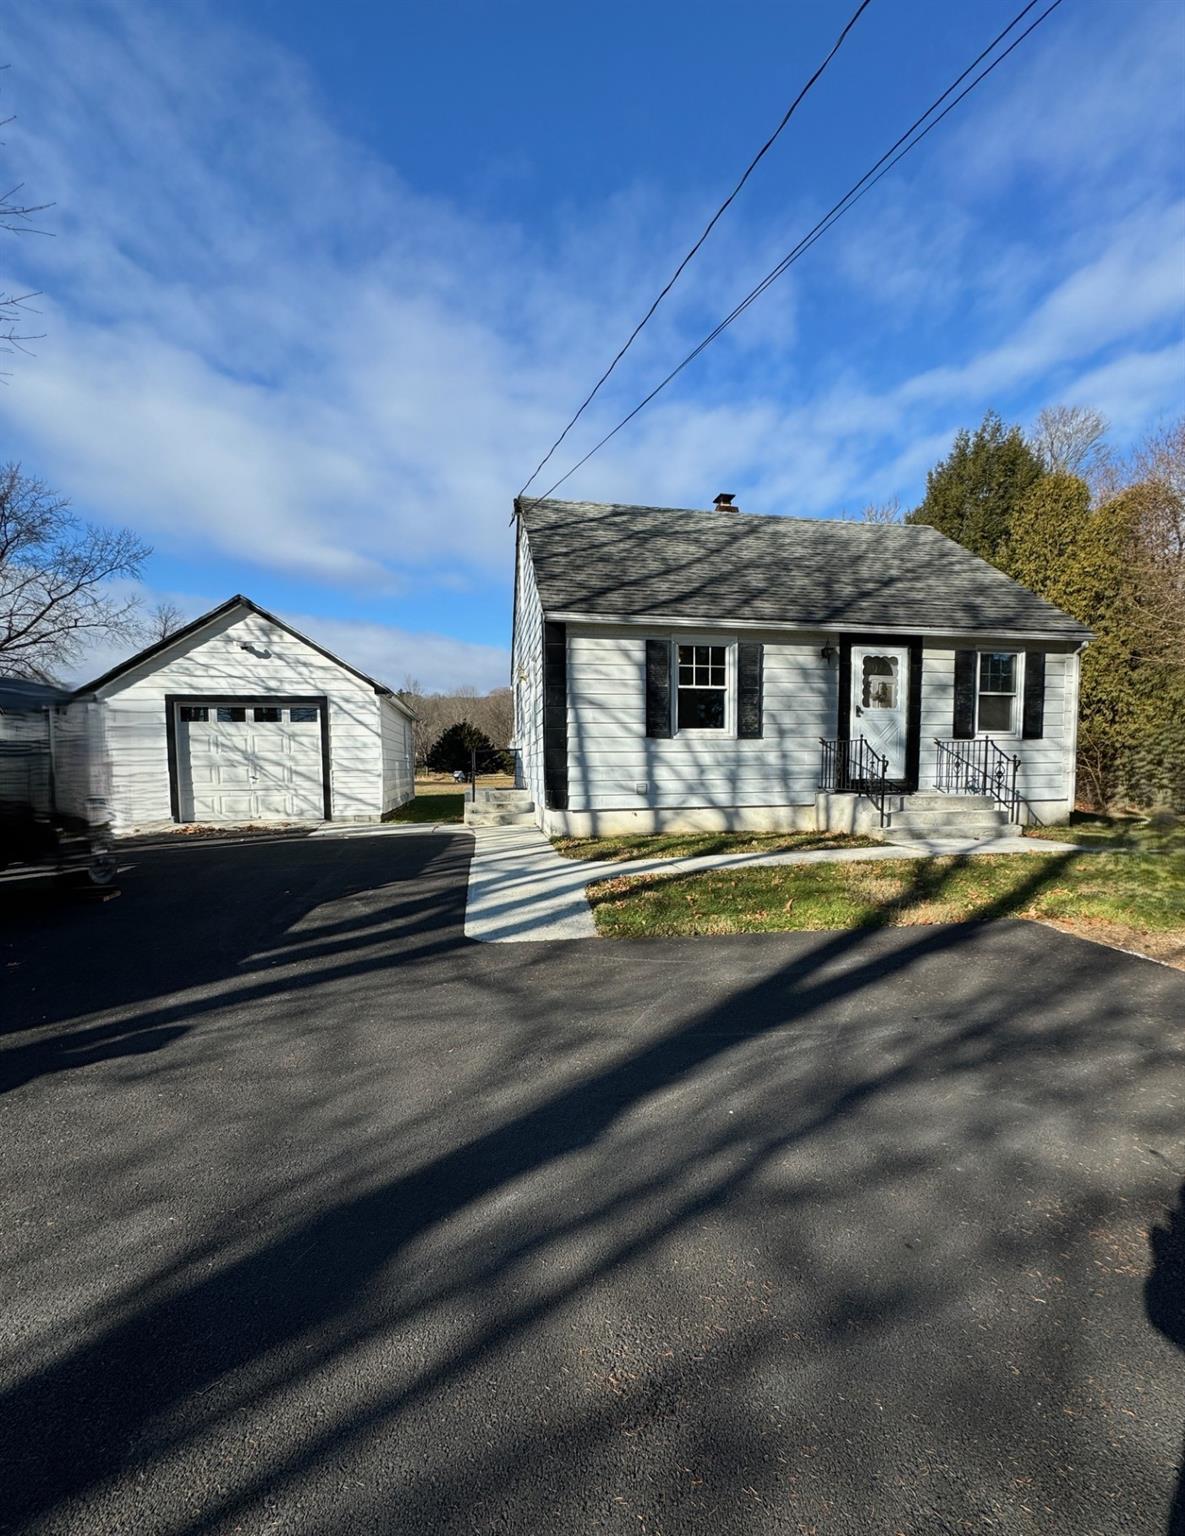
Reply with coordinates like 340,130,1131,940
73,595,415,833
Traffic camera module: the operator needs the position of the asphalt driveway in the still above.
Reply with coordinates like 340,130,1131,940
1,832,1183,1535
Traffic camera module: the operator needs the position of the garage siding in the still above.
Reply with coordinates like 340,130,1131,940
379,695,415,814
96,608,386,831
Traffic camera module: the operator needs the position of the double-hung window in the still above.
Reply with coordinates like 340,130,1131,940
977,652,1018,734
676,643,728,731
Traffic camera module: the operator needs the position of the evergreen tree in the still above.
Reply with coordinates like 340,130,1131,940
425,719,509,777
1002,472,1092,605
906,410,1046,565
1006,473,1185,809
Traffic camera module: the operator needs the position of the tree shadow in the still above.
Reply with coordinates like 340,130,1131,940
1,835,1182,1533
1147,1184,1185,1535
0,831,471,1094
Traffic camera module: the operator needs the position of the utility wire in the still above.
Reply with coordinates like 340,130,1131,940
516,0,876,498
521,0,1065,512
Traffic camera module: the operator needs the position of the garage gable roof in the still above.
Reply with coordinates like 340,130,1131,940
75,595,415,716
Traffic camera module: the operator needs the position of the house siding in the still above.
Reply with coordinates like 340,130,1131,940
561,623,833,830
94,608,387,831
548,621,1081,835
512,524,546,814
917,637,1079,820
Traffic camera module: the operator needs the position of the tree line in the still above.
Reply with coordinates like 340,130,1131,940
396,681,514,774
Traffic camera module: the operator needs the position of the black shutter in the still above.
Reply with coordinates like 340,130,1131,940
1022,651,1046,739
905,637,923,790
645,639,672,738
953,649,977,739
737,642,764,738
542,621,568,809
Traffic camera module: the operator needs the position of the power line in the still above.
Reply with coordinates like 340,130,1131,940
521,0,1066,512
516,0,876,498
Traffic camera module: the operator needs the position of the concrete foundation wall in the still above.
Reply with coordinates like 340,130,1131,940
540,802,817,839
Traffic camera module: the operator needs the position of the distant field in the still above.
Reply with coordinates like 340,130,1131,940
414,771,515,790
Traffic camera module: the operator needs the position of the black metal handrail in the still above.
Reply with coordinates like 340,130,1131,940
818,736,890,828
934,737,1021,822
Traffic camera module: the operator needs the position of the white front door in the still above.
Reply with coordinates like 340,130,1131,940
851,645,910,779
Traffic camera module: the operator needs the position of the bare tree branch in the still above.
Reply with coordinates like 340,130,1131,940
1028,405,1112,484
0,462,150,680
1,71,54,371
142,600,186,643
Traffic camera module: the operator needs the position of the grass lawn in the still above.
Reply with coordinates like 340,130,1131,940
552,830,881,862
1025,810,1184,852
385,791,465,824
588,846,1185,967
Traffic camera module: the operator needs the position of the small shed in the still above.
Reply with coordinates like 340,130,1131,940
72,595,415,832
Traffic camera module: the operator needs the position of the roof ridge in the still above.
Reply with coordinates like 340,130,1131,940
526,497,936,531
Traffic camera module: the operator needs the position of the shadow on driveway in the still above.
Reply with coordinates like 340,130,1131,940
1,832,1183,1534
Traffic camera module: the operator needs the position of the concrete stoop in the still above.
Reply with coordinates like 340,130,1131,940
463,787,537,828
818,789,1023,842
882,793,1021,843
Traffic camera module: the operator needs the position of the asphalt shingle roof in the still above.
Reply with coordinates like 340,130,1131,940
518,498,1091,639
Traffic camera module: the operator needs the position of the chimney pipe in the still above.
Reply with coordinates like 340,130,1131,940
713,492,738,512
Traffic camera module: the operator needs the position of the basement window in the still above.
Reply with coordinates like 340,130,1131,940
676,643,728,731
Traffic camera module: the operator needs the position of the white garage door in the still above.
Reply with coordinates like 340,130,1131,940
176,703,324,822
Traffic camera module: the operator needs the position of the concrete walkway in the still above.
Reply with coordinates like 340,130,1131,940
463,823,1087,943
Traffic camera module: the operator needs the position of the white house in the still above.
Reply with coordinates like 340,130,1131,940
509,495,1092,839
72,595,415,833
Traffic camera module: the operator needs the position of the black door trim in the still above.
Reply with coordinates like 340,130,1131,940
164,693,332,822
837,636,922,793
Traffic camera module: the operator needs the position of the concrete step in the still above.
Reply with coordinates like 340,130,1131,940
892,793,997,813
471,788,534,808
464,807,537,827
887,811,1020,839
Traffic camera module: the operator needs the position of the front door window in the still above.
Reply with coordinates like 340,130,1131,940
861,655,899,711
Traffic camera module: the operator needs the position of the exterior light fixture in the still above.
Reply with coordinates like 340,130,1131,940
820,643,836,663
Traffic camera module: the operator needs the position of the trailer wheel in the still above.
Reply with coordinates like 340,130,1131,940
86,847,117,887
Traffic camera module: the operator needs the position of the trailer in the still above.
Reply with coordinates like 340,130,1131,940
0,679,115,889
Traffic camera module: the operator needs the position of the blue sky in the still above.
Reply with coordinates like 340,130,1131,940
2,0,1183,689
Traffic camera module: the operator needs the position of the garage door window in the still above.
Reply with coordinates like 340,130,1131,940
253,706,281,723
180,706,208,722
216,707,246,723
289,706,318,723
